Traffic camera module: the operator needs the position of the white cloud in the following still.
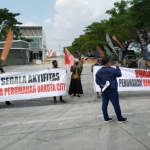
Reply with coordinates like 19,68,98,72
46,0,120,52
53,0,116,31
44,18,52,25
22,22,39,26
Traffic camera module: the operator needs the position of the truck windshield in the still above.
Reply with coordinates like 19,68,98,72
127,56,136,59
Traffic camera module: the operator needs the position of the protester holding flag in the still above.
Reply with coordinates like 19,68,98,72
64,48,74,67
68,59,83,97
0,67,12,106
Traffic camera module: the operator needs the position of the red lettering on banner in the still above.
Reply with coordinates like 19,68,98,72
3,86,37,96
53,84,56,91
57,83,66,91
11,87,14,95
135,70,140,78
37,83,66,93
135,70,150,78
1,83,66,96
4,88,7,96
0,88,3,96
38,84,56,93
143,79,150,87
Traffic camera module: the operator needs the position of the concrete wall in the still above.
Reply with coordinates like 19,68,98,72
0,49,29,65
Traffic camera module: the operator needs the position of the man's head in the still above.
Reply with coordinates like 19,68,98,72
52,60,58,68
0,68,4,74
141,55,145,60
102,57,111,66
74,59,79,65
97,58,102,63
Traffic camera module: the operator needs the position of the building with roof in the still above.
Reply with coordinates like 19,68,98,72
0,40,30,65
19,26,47,62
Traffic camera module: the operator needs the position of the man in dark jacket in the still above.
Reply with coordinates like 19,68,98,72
0,67,12,105
52,60,66,103
96,57,127,123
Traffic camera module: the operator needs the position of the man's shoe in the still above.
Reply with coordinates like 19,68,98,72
60,99,66,103
104,118,112,123
97,95,101,98
6,101,12,105
118,118,128,124
76,95,81,98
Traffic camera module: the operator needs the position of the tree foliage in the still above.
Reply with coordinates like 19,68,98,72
69,0,150,54
0,8,22,40
0,8,33,43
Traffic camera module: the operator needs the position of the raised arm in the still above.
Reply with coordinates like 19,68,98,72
113,66,122,77
91,65,94,73
70,66,75,73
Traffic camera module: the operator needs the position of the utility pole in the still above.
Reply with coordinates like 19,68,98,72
59,43,61,56
59,43,60,52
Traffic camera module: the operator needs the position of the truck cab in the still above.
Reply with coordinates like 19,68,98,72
120,50,137,68
123,55,137,68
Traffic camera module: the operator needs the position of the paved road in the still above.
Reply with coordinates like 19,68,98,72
0,58,150,150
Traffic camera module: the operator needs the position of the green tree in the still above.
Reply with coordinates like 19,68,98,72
69,21,108,54
69,0,150,54
128,0,150,53
0,8,33,43
105,0,136,50
0,8,22,40
106,0,150,52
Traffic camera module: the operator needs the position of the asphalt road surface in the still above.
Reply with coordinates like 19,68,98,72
0,58,150,150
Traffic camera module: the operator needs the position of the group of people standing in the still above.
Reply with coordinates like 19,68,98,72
0,56,128,124
50,58,84,103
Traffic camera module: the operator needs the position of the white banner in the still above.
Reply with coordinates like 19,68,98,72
0,69,66,102
93,66,150,92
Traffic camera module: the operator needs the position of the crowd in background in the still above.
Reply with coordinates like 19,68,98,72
0,54,149,105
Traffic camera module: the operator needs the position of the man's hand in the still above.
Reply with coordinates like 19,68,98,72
114,61,119,66
101,84,106,88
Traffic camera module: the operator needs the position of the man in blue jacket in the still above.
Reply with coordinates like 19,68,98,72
96,57,127,123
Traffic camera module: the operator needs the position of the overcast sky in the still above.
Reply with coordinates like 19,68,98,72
1,0,123,53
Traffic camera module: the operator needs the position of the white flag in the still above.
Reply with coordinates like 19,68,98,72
106,33,118,56
0,21,5,31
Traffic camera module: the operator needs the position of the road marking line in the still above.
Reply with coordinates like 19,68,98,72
1,111,150,127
